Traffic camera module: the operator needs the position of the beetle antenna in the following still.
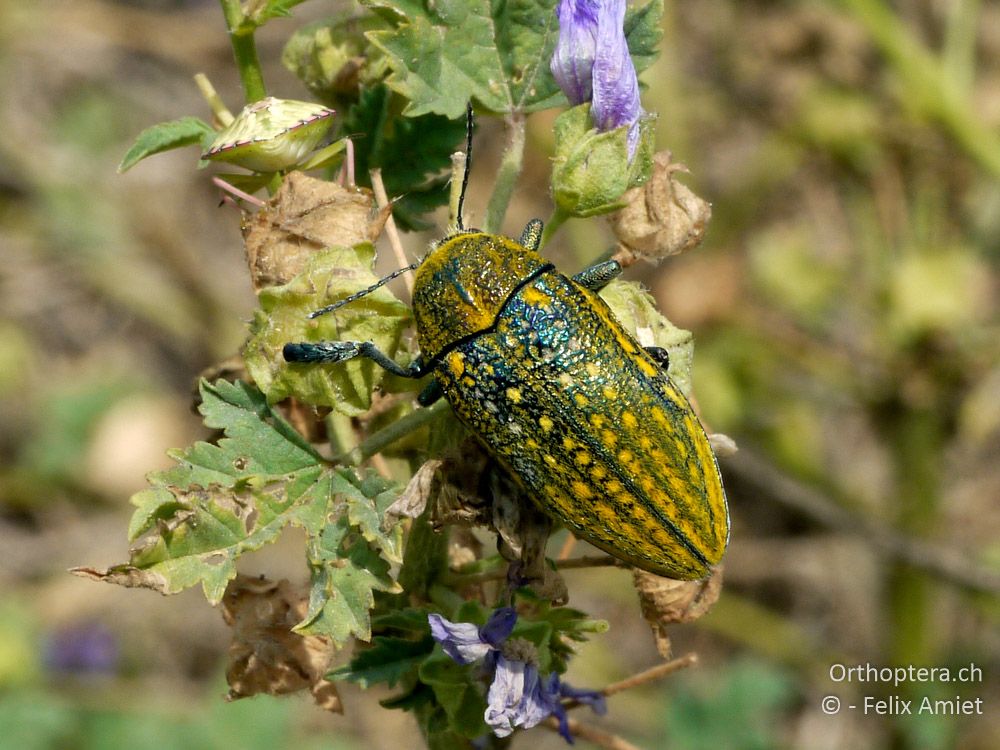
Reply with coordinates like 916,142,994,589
308,261,421,319
456,102,473,231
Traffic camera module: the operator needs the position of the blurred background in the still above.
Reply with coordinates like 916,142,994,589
1,0,998,748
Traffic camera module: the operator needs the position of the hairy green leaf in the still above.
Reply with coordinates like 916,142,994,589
77,380,404,639
363,0,563,117
342,84,465,230
243,243,411,415
118,116,214,173
330,634,435,688
295,502,403,644
362,0,663,118
418,653,489,738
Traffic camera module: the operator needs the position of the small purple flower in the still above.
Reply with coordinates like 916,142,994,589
550,0,600,104
429,608,606,743
43,622,118,676
428,607,517,664
551,0,645,158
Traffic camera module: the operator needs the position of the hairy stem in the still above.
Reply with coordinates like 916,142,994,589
218,0,267,103
484,112,527,234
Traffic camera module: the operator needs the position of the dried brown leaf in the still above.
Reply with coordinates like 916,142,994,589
242,172,383,291
633,565,724,658
221,575,342,713
69,565,171,594
607,151,712,266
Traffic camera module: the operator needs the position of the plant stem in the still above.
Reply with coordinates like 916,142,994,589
342,400,449,465
218,0,267,103
540,206,570,248
484,112,527,234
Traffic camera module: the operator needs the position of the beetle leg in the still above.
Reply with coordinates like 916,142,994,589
417,379,444,406
283,341,432,378
519,218,544,250
573,260,622,291
645,346,670,371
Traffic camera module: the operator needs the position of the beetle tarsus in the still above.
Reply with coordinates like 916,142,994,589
573,260,622,291
519,219,544,251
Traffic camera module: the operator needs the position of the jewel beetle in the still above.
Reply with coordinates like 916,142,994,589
283,116,729,580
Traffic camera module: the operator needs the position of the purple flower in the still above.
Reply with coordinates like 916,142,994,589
428,607,517,664
550,0,600,104
43,622,118,676
551,0,645,157
429,608,607,743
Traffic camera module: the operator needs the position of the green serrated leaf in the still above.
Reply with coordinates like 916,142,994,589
344,469,405,564
154,379,320,490
118,116,214,173
296,515,402,645
243,243,411,415
114,381,332,601
363,0,562,117
292,466,405,646
418,652,489,739
625,0,665,74
342,85,465,230
372,607,436,634
363,0,662,118
247,0,309,27
330,635,434,688
124,473,328,602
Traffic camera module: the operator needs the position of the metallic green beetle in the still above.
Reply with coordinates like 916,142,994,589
283,215,729,580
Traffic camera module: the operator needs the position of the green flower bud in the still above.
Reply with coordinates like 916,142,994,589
551,103,654,218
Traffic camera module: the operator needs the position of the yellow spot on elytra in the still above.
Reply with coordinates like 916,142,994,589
539,415,554,432
461,376,475,387
447,352,464,378
595,503,620,528
652,406,668,425
618,449,634,464
590,465,606,481
506,387,522,403
562,436,577,450
543,454,558,466
589,414,606,429
601,429,618,448
522,286,550,306
571,480,593,499
558,373,573,387
576,452,592,466
602,386,618,401
607,479,623,495
585,362,600,378
574,392,589,407
622,411,637,429
639,436,653,450
526,438,539,450
637,357,658,377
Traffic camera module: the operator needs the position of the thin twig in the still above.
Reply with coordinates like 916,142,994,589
557,531,578,560
369,168,412,296
556,555,623,571
445,554,623,586
560,654,699,712
727,448,1000,596
601,653,699,697
542,716,644,750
